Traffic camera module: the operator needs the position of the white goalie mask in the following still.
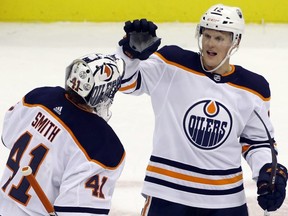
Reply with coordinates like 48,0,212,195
65,53,125,121
196,4,245,72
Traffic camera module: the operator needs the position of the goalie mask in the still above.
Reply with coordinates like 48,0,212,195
65,53,125,121
196,4,245,72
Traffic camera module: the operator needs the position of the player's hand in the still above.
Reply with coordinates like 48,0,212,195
118,18,161,60
257,163,287,211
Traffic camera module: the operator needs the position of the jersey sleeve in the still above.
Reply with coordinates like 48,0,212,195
116,46,166,96
240,97,275,180
2,100,23,149
54,150,125,215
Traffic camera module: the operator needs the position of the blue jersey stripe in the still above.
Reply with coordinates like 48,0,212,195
150,155,242,175
54,206,109,214
145,176,244,195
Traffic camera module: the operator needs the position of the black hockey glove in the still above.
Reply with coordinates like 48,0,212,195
257,163,287,211
118,18,161,60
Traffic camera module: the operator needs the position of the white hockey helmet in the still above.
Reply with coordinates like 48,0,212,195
196,4,245,73
65,53,125,121
197,4,245,43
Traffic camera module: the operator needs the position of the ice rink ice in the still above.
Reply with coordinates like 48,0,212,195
0,22,287,215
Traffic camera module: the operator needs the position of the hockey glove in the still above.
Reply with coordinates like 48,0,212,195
257,163,287,211
118,18,161,60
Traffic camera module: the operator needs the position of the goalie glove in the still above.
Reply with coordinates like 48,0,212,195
118,18,161,60
257,163,287,211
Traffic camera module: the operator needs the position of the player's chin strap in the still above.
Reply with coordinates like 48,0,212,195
197,36,240,73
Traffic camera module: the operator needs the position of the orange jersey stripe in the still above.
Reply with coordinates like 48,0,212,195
120,80,137,92
155,52,205,77
147,165,243,185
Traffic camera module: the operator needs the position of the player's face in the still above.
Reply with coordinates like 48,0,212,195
201,29,233,73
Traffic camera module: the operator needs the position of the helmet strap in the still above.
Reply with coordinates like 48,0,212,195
198,36,240,73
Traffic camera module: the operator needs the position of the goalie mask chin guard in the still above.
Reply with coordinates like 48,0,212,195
65,53,125,121
196,4,245,73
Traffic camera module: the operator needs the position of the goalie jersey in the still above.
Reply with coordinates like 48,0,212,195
118,45,275,209
0,86,125,216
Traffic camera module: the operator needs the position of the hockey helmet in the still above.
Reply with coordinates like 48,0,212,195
65,53,125,121
197,4,245,43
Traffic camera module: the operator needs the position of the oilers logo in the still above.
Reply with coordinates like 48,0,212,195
183,100,232,150
99,64,114,82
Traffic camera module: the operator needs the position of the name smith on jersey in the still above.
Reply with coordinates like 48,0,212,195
31,111,61,142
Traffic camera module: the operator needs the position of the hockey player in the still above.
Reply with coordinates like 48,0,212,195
0,53,126,215
117,4,287,216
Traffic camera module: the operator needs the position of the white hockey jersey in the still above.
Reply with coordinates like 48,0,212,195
0,86,125,216
117,45,275,209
